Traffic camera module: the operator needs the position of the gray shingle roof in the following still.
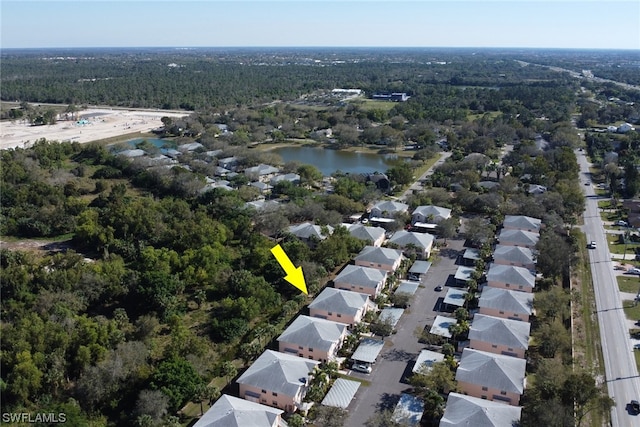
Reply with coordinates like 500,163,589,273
344,224,386,243
308,288,369,316
236,350,319,397
334,265,386,289
193,394,286,427
478,287,534,316
411,205,452,221
288,222,333,240
371,200,409,215
455,348,526,394
469,314,530,350
355,246,403,266
245,163,280,176
493,245,535,266
440,392,522,427
497,229,539,247
503,215,541,232
487,264,535,289
277,316,348,351
388,230,434,249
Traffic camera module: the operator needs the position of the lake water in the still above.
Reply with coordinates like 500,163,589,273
272,146,393,176
127,137,176,149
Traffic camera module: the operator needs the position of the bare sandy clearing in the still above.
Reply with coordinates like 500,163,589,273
0,108,188,150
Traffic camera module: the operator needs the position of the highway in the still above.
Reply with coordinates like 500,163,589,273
578,150,640,426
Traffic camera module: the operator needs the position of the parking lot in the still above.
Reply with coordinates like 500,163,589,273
344,238,465,427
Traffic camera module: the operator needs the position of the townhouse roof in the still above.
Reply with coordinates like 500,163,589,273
342,223,386,243
370,200,409,216
388,230,434,250
334,264,386,289
455,348,526,394
497,229,540,247
288,222,334,240
469,314,531,350
440,392,522,427
487,264,535,289
503,215,542,232
355,246,404,266
308,288,369,316
411,205,452,221
478,287,534,316
245,163,280,176
277,316,348,352
193,394,285,427
236,350,319,398
493,245,536,266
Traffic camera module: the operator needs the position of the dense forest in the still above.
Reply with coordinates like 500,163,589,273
1,48,639,426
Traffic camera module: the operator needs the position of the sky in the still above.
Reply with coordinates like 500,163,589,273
1,0,639,50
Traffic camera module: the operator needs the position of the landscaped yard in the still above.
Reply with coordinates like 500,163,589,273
622,300,640,320
618,276,640,293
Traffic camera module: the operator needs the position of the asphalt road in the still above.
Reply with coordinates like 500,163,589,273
344,239,464,427
578,150,640,426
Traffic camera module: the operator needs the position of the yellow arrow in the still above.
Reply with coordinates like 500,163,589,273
271,244,307,295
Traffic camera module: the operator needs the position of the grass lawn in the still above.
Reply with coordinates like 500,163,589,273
618,276,640,293
347,98,398,112
607,234,640,254
622,300,640,320
635,351,640,373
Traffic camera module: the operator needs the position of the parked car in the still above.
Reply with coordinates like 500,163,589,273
615,220,628,227
629,400,640,415
587,241,596,249
352,363,372,374
627,268,640,275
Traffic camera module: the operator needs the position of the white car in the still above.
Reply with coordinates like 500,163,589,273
628,268,640,275
615,220,628,227
587,241,596,249
352,363,372,374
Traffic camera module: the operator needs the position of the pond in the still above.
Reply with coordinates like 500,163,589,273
271,146,394,176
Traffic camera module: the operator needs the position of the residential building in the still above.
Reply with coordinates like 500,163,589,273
364,173,391,192
287,222,333,244
308,288,372,326
478,287,534,322
277,315,349,362
468,314,531,358
502,215,542,233
411,205,452,225
354,246,404,272
370,200,409,219
486,264,536,293
245,164,280,182
342,223,386,247
219,156,239,171
440,393,522,427
193,394,288,427
492,245,536,270
270,173,301,186
250,181,273,194
333,264,387,298
236,350,319,413
388,230,434,259
455,348,526,406
497,229,539,249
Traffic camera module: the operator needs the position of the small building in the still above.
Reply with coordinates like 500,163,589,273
355,246,404,272
388,230,435,259
370,200,409,219
193,394,288,427
177,142,204,152
411,205,452,225
527,184,547,195
372,92,410,102
461,248,481,267
321,378,361,409
351,338,385,365
236,350,319,413
440,392,522,427
270,173,301,186
342,223,386,247
308,288,372,326
333,264,387,298
395,280,419,296
455,348,526,406
245,164,280,182
468,314,531,359
454,266,476,287
277,316,349,362
364,173,391,192
250,181,273,194
430,315,457,339
379,307,404,328
442,288,468,310
478,287,534,322
219,156,239,171
486,264,535,294
413,350,445,374
407,260,432,281
393,393,424,426
244,199,280,211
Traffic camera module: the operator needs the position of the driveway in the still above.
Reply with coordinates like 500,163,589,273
344,238,465,426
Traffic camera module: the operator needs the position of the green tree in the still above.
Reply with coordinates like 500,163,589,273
151,357,205,412
409,361,456,394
